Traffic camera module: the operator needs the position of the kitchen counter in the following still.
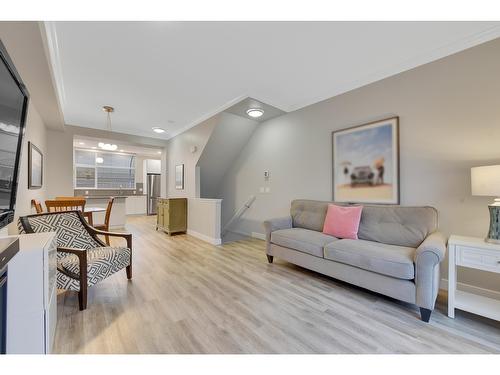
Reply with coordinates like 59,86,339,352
83,195,147,225
81,195,147,199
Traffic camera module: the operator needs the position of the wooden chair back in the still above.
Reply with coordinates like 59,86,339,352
104,197,115,228
31,199,43,214
45,199,86,213
55,196,86,200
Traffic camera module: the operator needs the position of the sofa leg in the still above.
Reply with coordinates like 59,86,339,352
420,307,432,322
266,255,274,264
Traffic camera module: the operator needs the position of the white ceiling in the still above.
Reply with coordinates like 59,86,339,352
46,21,500,139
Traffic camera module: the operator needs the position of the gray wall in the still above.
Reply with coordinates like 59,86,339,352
198,112,259,198
219,38,500,291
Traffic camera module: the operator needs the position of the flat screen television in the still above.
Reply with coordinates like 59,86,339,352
0,40,29,230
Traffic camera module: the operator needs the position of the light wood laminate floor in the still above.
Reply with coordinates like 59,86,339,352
54,215,500,354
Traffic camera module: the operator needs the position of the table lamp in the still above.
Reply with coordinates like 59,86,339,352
471,165,500,243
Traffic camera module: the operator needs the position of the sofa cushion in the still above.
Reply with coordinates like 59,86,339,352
271,228,338,257
357,205,438,248
291,200,330,232
324,239,416,279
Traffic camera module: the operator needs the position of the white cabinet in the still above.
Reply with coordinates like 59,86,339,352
126,195,147,215
144,159,161,175
6,232,57,354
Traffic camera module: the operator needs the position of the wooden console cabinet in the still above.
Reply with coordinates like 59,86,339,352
156,198,187,235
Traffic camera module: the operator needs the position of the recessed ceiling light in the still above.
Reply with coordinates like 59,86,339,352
152,127,165,134
246,108,264,118
119,149,124,152
78,142,85,145
91,147,97,149
96,157,104,164
157,151,162,154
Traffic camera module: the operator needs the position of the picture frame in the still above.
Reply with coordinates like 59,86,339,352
175,164,184,190
332,117,399,204
28,141,43,189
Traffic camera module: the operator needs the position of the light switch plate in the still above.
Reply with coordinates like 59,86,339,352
259,187,265,193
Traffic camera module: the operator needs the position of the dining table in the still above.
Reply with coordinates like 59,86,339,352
84,206,106,226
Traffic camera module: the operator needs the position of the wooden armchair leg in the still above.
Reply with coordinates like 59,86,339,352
78,284,88,311
78,253,88,311
105,235,110,245
126,264,132,279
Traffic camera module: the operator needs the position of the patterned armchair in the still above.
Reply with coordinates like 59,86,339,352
18,211,132,311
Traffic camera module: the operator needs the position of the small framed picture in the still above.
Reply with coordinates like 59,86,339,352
332,117,399,204
175,164,184,190
28,141,43,189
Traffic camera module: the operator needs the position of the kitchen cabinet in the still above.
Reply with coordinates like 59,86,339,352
125,195,147,215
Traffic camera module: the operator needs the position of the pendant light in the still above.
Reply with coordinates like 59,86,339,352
98,106,118,151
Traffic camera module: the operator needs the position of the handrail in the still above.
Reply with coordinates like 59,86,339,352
222,195,256,237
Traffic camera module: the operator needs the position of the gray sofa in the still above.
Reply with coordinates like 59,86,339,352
263,199,446,322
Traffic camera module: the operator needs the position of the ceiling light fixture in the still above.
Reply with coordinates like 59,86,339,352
246,108,264,118
78,142,85,145
96,157,104,164
98,106,118,151
152,127,165,134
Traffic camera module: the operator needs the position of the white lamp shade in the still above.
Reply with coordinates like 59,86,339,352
471,165,500,196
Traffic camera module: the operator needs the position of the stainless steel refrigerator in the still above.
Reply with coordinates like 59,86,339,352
147,173,161,215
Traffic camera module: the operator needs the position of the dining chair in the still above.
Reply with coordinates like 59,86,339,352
45,199,86,213
55,196,96,224
31,199,43,214
93,197,115,245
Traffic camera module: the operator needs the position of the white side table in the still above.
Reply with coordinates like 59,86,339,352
448,235,500,321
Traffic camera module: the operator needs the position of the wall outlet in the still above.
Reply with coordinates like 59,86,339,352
85,190,89,195
265,187,270,193
259,187,265,193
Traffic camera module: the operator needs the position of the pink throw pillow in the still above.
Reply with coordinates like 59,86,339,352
323,204,363,239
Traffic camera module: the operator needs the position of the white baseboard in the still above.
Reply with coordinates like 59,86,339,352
440,278,500,299
225,229,250,237
187,229,222,245
225,229,265,241
251,232,266,240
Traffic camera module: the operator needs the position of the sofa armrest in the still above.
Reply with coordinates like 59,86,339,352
416,231,446,263
263,217,292,253
414,231,447,310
